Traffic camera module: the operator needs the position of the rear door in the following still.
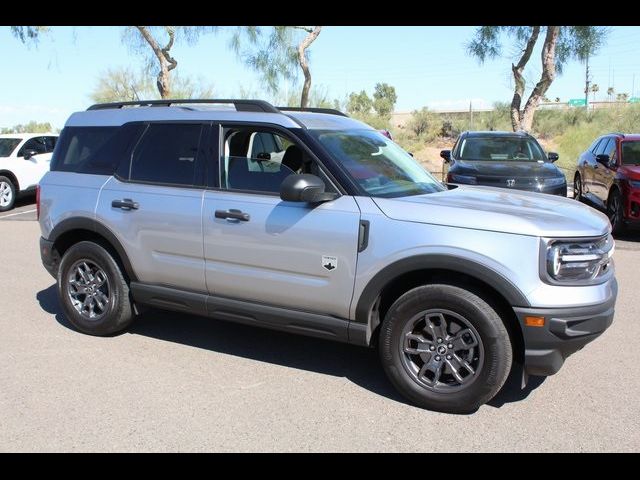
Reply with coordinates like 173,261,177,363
592,137,617,202
202,124,360,318
96,122,210,293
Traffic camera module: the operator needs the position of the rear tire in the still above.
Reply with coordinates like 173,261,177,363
0,176,16,212
57,241,134,336
379,284,512,413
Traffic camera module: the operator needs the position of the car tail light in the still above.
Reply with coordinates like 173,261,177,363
36,185,40,221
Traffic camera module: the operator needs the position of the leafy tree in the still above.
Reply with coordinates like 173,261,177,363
617,93,629,102
372,82,398,117
90,67,215,103
230,26,323,108
122,26,214,99
607,87,615,101
407,107,439,138
2,121,55,134
10,26,49,44
467,26,608,132
347,90,373,114
590,83,599,102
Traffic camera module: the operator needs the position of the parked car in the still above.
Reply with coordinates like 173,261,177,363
574,132,640,234
38,100,616,413
0,133,58,211
441,131,567,196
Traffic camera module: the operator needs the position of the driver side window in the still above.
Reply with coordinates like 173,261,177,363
220,126,330,195
17,137,47,157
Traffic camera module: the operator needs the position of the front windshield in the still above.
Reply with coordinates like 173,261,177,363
0,138,21,157
621,141,640,165
311,129,445,198
457,136,546,162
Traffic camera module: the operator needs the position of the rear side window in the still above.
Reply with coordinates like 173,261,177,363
129,124,204,187
52,125,143,175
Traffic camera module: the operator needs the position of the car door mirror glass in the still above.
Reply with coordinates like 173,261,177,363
23,149,39,160
595,154,610,166
547,152,559,162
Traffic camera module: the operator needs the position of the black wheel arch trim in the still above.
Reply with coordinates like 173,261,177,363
47,216,138,282
354,254,531,326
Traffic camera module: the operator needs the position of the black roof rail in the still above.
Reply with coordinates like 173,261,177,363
277,106,348,117
87,99,280,113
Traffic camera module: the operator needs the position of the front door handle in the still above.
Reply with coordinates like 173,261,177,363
112,198,139,210
215,209,250,221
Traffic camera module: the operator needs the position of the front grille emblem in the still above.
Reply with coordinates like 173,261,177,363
506,179,516,187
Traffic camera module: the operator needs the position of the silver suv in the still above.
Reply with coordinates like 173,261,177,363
38,99,617,413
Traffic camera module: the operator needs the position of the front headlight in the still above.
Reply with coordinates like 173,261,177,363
449,174,477,185
542,234,614,284
542,177,566,187
628,179,640,189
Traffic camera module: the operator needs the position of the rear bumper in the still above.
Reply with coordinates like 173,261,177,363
40,236,59,279
515,279,617,376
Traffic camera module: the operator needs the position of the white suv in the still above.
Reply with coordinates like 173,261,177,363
0,133,58,211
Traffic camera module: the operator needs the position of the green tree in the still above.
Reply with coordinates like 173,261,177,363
467,26,608,132
90,67,215,103
347,90,373,114
2,121,55,134
10,26,49,44
372,82,398,117
122,26,214,99
407,107,439,139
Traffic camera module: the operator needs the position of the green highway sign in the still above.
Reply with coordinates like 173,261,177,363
629,97,640,103
568,98,587,106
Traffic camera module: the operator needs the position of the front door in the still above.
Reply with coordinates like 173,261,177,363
16,136,52,188
202,124,360,318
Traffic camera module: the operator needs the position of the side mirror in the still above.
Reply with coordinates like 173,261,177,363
280,174,338,203
440,149,451,163
595,153,610,166
23,149,38,160
547,152,559,163
256,152,271,161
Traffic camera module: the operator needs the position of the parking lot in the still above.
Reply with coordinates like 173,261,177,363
1,204,639,452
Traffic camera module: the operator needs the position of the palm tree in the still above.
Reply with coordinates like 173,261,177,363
607,87,615,102
590,84,599,102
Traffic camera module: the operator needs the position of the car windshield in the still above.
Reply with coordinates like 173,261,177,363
621,141,640,165
0,138,21,157
458,136,546,162
310,129,445,198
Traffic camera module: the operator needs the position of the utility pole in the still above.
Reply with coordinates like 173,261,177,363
585,53,590,110
633,74,636,98
469,101,473,130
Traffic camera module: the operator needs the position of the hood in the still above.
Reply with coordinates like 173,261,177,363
373,185,610,237
620,165,640,180
451,160,562,178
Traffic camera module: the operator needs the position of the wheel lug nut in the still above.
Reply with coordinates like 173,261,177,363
446,355,452,360
429,346,435,351
435,355,441,361
448,343,453,349
437,338,443,343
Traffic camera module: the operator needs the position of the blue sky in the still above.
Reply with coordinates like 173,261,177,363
1,26,640,129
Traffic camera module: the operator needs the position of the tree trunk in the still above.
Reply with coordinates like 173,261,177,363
297,26,322,108
520,26,560,132
510,26,540,131
135,26,178,99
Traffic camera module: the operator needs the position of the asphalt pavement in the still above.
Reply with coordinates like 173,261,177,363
0,219,638,452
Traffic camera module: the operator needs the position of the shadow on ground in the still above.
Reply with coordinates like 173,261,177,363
37,283,545,412
14,193,36,208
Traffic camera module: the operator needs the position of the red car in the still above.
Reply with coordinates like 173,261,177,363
574,132,640,233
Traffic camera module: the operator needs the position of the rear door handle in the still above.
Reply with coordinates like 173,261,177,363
215,209,250,221
112,199,139,210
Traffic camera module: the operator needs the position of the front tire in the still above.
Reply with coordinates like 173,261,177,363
379,284,512,413
58,241,134,336
573,172,583,202
0,176,16,212
607,189,626,235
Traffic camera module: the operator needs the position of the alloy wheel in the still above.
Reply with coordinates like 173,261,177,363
66,259,111,320
0,181,13,207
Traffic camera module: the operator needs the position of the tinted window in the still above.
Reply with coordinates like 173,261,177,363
595,137,612,156
0,138,21,157
130,123,203,186
457,136,545,161
590,138,603,154
602,138,616,157
51,127,118,173
17,137,47,157
621,141,640,165
44,136,57,152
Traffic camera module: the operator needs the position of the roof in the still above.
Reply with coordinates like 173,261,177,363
65,99,371,131
462,130,533,138
0,132,57,139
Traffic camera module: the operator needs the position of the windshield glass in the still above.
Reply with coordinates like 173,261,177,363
457,136,545,162
621,141,640,165
310,129,445,198
0,138,21,157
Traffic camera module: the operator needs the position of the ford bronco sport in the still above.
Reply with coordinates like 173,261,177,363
38,99,617,413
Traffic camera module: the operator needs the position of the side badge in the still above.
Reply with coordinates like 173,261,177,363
322,255,338,271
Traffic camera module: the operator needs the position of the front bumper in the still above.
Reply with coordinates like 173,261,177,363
473,181,567,197
515,278,617,376
40,236,59,279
